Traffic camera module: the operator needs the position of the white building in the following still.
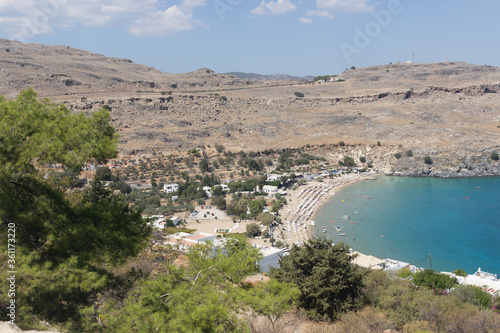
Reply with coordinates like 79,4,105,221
463,268,500,296
170,216,182,227
214,184,229,191
163,183,178,193
262,185,278,195
258,246,284,273
202,186,212,198
267,174,282,182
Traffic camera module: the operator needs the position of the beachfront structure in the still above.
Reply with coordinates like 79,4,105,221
163,183,178,193
463,268,500,296
352,252,385,270
383,259,412,272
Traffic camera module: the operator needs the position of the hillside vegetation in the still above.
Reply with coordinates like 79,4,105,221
1,90,499,332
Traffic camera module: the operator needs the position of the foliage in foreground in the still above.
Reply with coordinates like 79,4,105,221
0,89,150,329
102,236,299,332
361,269,500,332
270,238,365,320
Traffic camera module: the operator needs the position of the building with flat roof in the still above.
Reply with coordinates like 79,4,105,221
463,268,500,296
163,183,178,193
262,185,278,195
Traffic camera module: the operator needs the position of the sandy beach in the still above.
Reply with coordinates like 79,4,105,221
184,172,378,248
272,172,378,247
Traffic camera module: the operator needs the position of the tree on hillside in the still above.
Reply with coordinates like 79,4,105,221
248,198,265,218
343,156,356,167
95,166,112,180
424,156,433,165
199,158,210,173
246,223,261,237
269,238,365,320
0,89,150,328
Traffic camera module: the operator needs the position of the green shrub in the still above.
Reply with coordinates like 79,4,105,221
424,156,433,165
491,152,499,161
452,268,467,277
396,268,413,279
246,222,261,237
406,150,413,157
270,239,364,320
342,156,356,167
450,285,492,309
413,269,457,290
294,92,304,98
395,153,402,159
360,156,367,163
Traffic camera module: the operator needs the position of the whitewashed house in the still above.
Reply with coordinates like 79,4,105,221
267,174,282,182
262,185,278,195
163,183,178,193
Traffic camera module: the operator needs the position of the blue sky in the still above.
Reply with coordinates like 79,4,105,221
1,0,499,76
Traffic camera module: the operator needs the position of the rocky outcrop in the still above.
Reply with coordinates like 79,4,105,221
0,322,59,333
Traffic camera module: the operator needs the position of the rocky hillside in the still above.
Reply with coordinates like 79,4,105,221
0,39,259,98
1,40,500,176
226,72,314,82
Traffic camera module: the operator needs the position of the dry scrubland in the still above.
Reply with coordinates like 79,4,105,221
1,39,499,176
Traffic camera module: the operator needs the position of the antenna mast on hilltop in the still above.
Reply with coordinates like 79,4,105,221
412,52,415,63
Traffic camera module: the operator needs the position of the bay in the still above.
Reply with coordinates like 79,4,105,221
314,176,500,275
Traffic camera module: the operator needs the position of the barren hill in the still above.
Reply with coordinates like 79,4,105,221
0,39,257,98
1,40,499,176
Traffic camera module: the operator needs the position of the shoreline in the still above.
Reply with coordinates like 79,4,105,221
274,171,378,247
309,174,500,277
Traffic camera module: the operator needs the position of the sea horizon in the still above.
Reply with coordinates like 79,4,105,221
313,175,500,275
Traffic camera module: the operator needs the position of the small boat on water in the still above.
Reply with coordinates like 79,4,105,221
339,233,347,236
349,222,356,224
335,226,342,232
322,227,327,233
341,215,349,219
354,211,359,214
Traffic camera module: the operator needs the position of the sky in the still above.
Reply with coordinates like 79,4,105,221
1,0,499,77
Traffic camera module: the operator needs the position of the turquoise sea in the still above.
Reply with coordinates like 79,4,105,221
314,176,500,275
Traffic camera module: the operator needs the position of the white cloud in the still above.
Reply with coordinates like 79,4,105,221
316,0,373,13
299,17,313,24
251,0,297,16
306,10,334,19
0,0,208,40
129,5,206,37
182,0,207,8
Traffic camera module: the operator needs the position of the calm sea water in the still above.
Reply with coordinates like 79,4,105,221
314,176,500,275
